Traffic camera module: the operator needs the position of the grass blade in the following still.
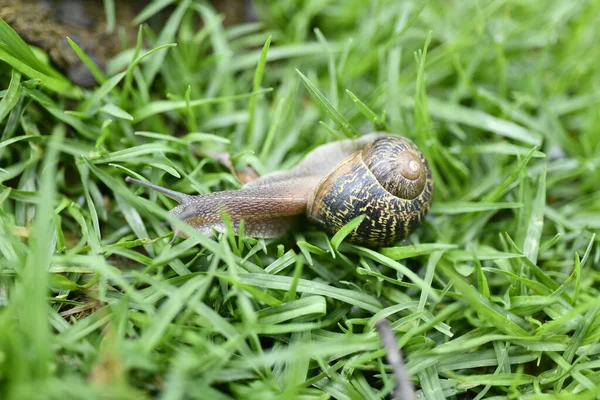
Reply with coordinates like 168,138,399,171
297,69,358,138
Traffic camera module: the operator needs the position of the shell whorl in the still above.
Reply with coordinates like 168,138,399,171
362,137,428,200
307,136,433,247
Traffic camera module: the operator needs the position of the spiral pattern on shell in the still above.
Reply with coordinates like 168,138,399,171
307,136,433,247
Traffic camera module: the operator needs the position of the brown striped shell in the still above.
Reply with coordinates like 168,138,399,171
306,136,433,247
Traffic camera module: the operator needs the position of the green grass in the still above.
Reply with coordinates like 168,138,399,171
1,0,600,398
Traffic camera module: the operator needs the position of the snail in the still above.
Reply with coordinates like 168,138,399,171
125,132,433,247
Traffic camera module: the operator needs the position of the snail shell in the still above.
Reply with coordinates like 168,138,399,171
307,136,432,247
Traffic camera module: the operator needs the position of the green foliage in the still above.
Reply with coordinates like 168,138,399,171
1,0,600,398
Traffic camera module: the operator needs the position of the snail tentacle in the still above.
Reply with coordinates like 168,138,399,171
125,176,191,204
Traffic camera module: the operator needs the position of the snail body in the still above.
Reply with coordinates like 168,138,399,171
126,132,433,247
